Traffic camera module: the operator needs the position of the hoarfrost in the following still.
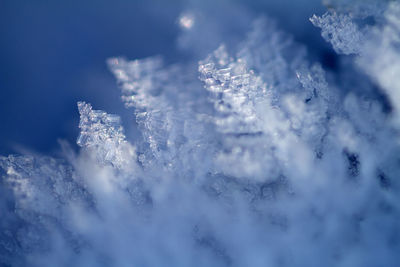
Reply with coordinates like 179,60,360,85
1,1,400,266
77,101,135,170
310,12,365,55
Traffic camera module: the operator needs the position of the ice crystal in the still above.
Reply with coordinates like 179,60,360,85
1,1,400,266
314,1,400,120
77,101,135,170
310,12,365,55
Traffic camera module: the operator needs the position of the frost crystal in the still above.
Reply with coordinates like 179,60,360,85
310,12,364,55
312,1,400,121
199,44,268,134
77,101,134,169
1,1,400,267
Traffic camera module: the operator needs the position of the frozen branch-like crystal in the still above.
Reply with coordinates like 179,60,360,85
312,1,400,122
237,17,306,96
199,44,269,134
107,57,187,160
1,2,400,266
310,12,364,55
108,56,215,179
107,56,168,110
77,101,135,169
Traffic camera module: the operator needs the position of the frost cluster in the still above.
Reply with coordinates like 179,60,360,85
1,1,400,266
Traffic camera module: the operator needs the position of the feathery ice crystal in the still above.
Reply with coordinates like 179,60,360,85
1,1,400,266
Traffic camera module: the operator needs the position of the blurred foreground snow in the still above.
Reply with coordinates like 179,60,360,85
1,1,400,266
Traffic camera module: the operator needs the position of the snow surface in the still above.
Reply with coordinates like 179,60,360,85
1,0,400,266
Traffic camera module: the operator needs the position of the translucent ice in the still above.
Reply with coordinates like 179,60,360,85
1,1,400,266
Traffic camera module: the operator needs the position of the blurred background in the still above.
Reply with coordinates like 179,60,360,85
0,0,330,155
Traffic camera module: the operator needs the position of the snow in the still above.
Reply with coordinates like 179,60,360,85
1,1,400,266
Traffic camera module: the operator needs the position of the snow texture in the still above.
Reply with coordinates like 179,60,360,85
310,12,365,55
1,0,400,266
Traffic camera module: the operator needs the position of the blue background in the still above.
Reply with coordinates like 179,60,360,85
0,0,330,155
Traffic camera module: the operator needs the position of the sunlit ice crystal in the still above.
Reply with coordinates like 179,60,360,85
310,11,365,55
77,101,136,170
1,1,400,266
